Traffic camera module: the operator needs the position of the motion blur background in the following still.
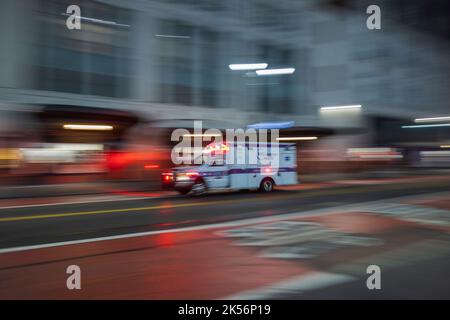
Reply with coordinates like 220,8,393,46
1,0,450,189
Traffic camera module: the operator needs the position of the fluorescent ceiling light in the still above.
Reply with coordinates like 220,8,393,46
440,145,450,148
414,116,450,123
320,105,362,111
402,124,450,129
183,133,222,137
256,68,295,76
277,136,318,141
63,124,113,131
229,63,268,71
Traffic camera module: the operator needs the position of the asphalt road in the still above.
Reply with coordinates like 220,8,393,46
1,176,450,299
295,254,450,299
1,177,450,250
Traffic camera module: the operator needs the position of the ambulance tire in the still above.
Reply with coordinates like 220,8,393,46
191,179,207,196
259,178,274,193
177,189,190,195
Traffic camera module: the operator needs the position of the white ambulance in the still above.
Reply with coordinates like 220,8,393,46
166,141,297,195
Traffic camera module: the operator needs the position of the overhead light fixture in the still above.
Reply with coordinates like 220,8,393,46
182,133,222,137
277,136,318,141
402,124,450,129
320,105,362,111
229,63,268,71
256,68,295,76
440,145,450,148
415,116,450,123
63,124,113,131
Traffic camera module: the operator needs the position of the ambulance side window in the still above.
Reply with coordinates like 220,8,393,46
210,160,225,166
209,157,225,166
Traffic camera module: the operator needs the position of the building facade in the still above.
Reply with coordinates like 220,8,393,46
0,0,449,125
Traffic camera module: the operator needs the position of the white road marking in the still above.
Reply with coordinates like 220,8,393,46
0,191,449,254
221,272,355,300
0,208,344,254
0,194,175,210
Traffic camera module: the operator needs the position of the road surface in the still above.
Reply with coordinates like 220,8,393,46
0,174,449,299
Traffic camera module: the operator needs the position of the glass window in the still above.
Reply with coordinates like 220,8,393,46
29,0,132,98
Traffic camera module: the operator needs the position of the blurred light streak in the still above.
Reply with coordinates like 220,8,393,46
144,164,160,169
348,148,392,153
421,151,450,156
229,63,268,71
256,68,295,76
276,136,318,141
247,121,294,129
402,124,450,128
63,124,114,131
415,116,450,123
320,105,362,111
60,13,130,28
182,133,221,137
347,148,403,160
52,143,103,151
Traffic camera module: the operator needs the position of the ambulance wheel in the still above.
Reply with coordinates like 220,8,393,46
259,178,274,193
191,180,206,196
177,188,190,195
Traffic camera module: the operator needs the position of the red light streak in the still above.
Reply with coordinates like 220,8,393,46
144,164,160,169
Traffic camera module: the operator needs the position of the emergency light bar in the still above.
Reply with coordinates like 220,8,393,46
247,121,294,130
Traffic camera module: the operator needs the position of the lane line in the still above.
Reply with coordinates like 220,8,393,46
0,198,239,222
0,179,449,223
0,209,345,253
0,183,337,211
0,187,350,222
1,191,448,254
0,196,155,210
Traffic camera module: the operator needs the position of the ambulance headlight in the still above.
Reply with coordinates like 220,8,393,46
176,172,199,181
176,174,191,181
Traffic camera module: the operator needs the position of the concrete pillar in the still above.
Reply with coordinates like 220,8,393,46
0,0,31,89
131,11,158,102
191,27,202,107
